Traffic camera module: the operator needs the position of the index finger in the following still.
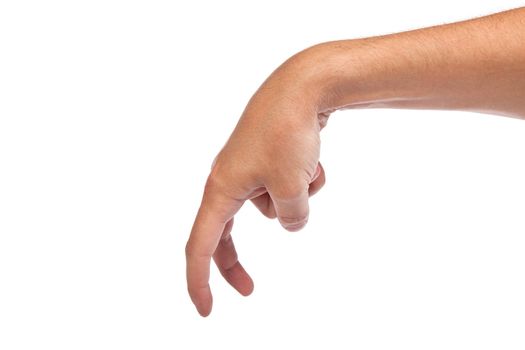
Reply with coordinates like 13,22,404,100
185,182,243,316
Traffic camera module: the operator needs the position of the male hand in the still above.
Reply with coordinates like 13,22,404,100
185,56,328,316
185,6,525,316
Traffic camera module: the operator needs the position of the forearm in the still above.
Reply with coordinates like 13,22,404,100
294,7,525,119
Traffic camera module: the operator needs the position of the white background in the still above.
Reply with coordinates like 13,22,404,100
1,1,525,349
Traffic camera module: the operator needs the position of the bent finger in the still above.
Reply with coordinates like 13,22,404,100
267,180,310,232
213,217,254,296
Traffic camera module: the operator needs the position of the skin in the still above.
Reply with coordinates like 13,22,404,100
186,7,525,316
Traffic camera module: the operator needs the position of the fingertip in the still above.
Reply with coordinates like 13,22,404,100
284,224,306,232
282,223,307,232
240,274,255,296
190,285,213,317
198,305,212,318
279,216,308,232
221,261,255,297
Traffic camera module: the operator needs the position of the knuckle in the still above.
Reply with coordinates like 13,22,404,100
202,173,232,209
185,239,210,261
205,157,235,194
204,160,251,203
204,172,224,196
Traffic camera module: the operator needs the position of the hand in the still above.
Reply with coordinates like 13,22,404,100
186,6,525,316
185,55,329,316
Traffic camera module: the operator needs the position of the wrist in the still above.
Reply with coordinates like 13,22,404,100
296,39,424,113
